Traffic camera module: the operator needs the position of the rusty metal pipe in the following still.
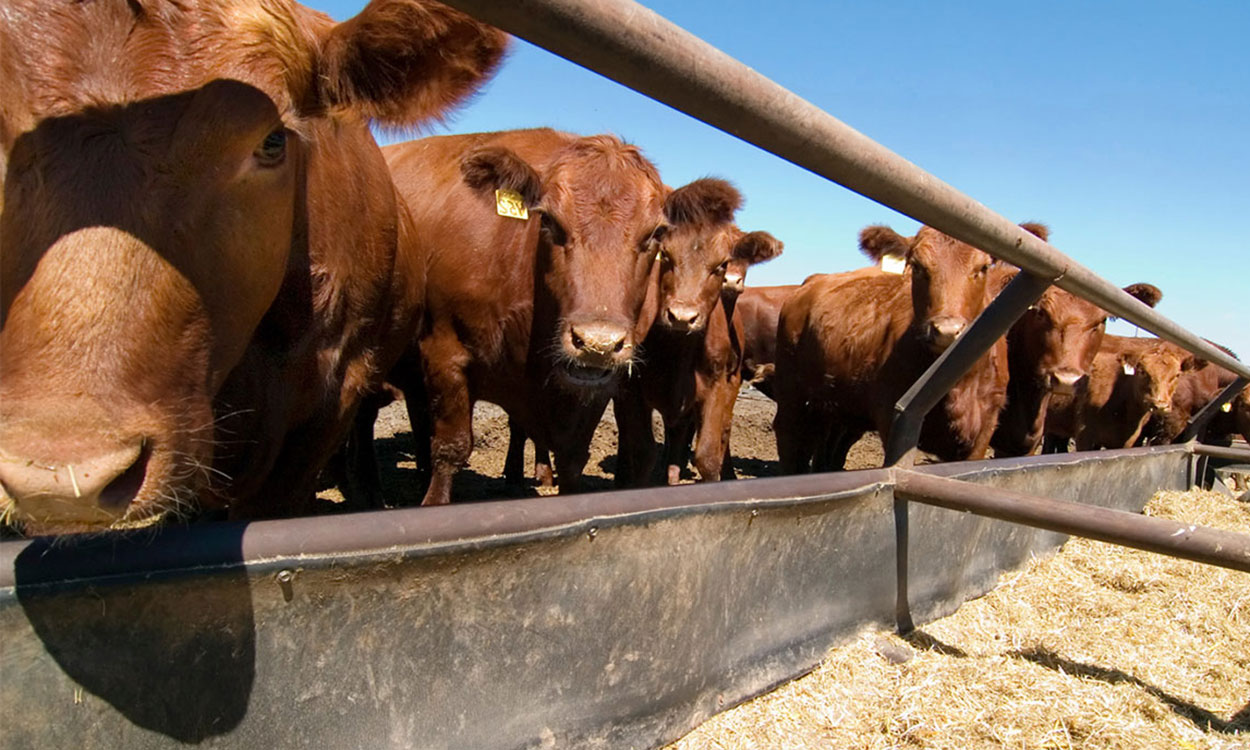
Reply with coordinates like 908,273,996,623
895,470,1250,573
440,0,1249,381
1189,443,1250,461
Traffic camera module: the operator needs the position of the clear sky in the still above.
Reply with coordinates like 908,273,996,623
316,0,1248,357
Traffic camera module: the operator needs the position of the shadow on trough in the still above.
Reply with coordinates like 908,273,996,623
11,525,255,743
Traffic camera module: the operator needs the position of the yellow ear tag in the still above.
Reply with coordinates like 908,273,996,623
881,254,906,275
1222,402,1233,413
1122,363,1136,376
495,189,528,220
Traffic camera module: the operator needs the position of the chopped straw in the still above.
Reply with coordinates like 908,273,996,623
668,488,1250,750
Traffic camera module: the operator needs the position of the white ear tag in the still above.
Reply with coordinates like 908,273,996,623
881,254,906,275
1122,363,1136,376
1222,402,1233,413
495,189,529,220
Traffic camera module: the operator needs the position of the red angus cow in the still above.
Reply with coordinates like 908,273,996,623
0,0,506,533
1044,336,1205,451
384,129,771,505
773,223,1044,472
733,284,799,399
1140,343,1248,446
614,180,782,485
990,259,1163,457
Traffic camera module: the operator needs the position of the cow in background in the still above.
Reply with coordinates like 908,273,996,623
380,131,787,505
773,223,1050,473
733,284,800,399
1044,335,1206,451
0,0,507,533
1140,342,1248,446
614,180,782,485
990,232,1163,457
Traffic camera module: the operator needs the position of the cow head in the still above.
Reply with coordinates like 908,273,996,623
0,0,507,532
1014,279,1164,396
860,224,1008,353
461,135,667,389
1122,342,1206,414
652,179,782,333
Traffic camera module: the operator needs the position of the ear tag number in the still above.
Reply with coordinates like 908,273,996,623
495,189,529,220
1122,363,1136,376
881,254,906,275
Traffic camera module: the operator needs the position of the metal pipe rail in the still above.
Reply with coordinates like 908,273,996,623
439,0,1250,382
895,469,1250,573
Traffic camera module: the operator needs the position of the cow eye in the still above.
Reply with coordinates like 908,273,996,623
255,129,287,167
715,259,729,274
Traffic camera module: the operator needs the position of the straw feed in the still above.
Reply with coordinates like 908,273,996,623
668,488,1250,750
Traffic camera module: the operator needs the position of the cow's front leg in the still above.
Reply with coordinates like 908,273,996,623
419,332,473,506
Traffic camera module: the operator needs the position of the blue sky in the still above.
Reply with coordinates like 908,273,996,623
317,0,1247,356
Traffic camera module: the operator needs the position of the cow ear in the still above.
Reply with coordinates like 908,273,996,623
664,178,742,226
460,146,543,207
1183,355,1209,372
1123,283,1163,308
732,231,783,265
859,225,910,262
1019,222,1050,241
316,0,509,127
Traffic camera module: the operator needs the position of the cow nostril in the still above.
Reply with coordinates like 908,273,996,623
570,330,585,350
99,442,150,511
613,338,625,353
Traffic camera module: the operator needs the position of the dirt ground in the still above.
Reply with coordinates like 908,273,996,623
326,386,888,506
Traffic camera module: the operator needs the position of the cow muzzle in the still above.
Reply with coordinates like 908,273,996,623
562,321,633,385
663,303,704,333
925,317,966,352
1048,369,1086,396
0,439,149,528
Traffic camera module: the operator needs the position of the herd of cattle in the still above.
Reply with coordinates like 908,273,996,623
0,0,1246,537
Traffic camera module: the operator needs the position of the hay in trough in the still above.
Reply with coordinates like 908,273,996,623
668,488,1250,750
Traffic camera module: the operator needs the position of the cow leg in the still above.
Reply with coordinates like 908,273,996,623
816,424,858,472
774,399,817,473
720,440,736,480
692,380,739,482
420,334,474,506
1042,435,1069,454
664,417,695,485
504,417,527,487
613,392,657,487
965,417,1000,461
338,396,388,510
533,441,554,487
404,392,432,478
553,443,591,495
